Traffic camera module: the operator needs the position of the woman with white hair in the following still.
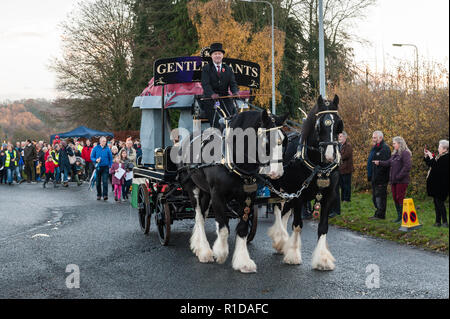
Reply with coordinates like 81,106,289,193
424,140,449,227
374,136,412,223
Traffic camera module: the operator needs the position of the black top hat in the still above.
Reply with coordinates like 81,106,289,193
209,43,225,55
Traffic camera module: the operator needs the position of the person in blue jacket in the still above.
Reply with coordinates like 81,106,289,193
91,136,113,201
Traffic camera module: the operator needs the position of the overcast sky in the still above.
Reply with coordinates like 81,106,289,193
0,0,448,101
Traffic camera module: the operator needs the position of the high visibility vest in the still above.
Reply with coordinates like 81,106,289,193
5,150,17,167
52,151,59,166
77,144,83,153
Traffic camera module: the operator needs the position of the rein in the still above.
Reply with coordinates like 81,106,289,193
255,109,341,202
222,115,284,179
295,109,341,173
182,105,284,183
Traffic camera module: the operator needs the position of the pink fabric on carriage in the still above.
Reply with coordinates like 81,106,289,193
141,78,204,97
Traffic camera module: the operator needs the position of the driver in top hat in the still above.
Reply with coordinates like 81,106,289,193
201,42,239,129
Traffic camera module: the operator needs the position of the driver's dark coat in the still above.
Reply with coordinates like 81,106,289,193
201,62,238,97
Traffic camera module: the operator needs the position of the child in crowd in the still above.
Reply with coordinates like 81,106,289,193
109,155,125,202
72,158,84,186
43,155,56,188
119,149,134,200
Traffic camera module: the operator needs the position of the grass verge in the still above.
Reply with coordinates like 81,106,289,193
328,192,449,254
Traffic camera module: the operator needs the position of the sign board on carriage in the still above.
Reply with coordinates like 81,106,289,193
154,56,260,89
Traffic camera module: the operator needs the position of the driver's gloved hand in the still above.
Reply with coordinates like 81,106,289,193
218,118,226,132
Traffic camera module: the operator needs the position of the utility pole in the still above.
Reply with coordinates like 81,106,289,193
318,0,326,98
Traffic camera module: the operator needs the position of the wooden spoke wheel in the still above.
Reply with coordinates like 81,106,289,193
155,193,171,246
247,206,258,243
137,184,151,234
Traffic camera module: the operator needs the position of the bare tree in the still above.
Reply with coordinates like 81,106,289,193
289,0,376,46
51,0,140,130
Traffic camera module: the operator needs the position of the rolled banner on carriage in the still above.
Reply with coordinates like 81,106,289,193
399,198,422,232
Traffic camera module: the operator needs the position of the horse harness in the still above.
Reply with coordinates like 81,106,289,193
257,109,341,203
178,105,284,221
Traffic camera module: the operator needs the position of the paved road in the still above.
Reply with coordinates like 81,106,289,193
0,183,448,299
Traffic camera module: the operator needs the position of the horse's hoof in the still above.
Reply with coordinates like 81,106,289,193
234,260,257,273
283,251,302,265
272,242,285,254
268,230,288,253
213,246,229,264
311,234,335,271
198,249,214,263
312,259,335,271
213,241,229,264
311,251,336,270
213,252,228,264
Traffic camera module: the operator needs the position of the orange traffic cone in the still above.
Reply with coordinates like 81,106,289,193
399,198,422,232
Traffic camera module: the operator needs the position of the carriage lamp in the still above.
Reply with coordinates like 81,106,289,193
155,148,165,170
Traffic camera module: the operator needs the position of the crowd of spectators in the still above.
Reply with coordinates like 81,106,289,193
0,136,142,202
320,130,448,228
368,132,449,227
1,131,448,225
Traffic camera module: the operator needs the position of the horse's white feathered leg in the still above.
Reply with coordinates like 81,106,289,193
282,225,302,265
232,235,257,273
281,209,291,230
311,234,335,270
212,223,229,264
267,206,289,253
191,188,213,263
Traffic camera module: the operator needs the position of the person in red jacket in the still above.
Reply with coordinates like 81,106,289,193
53,135,61,147
43,155,57,188
82,139,94,180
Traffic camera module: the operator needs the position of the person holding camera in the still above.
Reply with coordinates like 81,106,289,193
424,140,449,227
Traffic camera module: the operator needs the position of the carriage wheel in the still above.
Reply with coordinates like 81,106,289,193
247,206,258,243
155,193,171,246
137,184,151,234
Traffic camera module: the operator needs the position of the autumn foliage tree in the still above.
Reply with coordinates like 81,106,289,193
187,0,285,107
331,61,449,196
0,103,49,141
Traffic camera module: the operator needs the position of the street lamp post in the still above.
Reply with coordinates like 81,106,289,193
318,0,326,98
240,0,276,114
392,43,419,90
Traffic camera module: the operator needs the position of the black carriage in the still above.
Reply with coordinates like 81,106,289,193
130,54,294,245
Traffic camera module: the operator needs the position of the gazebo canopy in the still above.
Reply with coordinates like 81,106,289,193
50,126,113,144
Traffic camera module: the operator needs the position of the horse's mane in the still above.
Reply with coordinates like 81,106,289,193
229,110,263,130
300,103,320,142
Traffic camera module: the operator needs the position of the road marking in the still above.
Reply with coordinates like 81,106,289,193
31,233,50,238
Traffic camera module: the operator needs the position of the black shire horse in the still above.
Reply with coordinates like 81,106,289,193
177,109,287,273
267,95,343,270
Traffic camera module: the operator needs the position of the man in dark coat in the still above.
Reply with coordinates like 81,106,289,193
23,139,37,183
201,42,239,129
59,141,74,187
368,131,391,219
0,146,6,184
424,140,449,227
